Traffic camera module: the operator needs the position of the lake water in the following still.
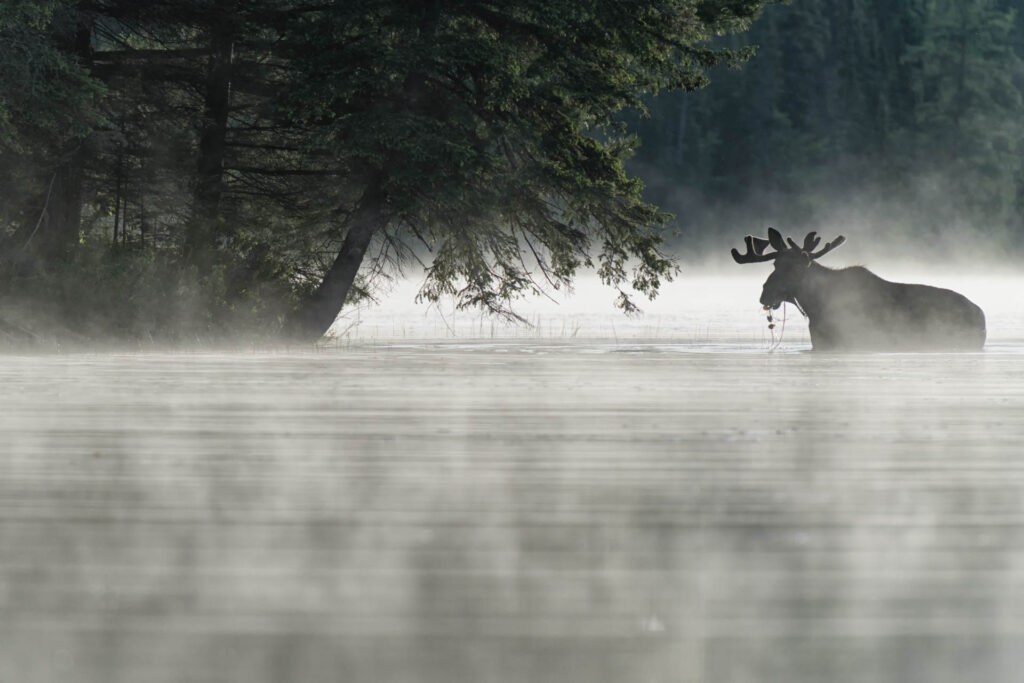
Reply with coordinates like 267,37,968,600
3,275,1024,682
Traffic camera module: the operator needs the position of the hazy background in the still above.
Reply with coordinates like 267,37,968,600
624,0,1024,266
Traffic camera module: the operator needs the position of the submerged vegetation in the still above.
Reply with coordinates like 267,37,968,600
0,0,769,344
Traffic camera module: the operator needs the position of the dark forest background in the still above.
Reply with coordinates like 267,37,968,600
629,0,1024,260
1,0,767,342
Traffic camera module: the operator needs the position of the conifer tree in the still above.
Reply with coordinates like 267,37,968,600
281,0,769,338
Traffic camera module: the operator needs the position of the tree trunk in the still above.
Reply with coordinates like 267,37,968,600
22,149,85,258
292,181,385,340
32,9,93,258
112,155,122,246
46,151,86,252
188,0,235,258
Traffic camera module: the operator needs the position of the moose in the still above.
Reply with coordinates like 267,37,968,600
732,228,986,351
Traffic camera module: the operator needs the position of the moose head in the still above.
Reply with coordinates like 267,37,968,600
731,227,846,310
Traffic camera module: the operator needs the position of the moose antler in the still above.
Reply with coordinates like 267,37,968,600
733,228,846,264
731,228,783,263
786,231,821,252
808,235,845,260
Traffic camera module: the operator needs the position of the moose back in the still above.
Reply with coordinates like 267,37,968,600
732,229,986,351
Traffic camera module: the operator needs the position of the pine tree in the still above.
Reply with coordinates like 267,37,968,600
281,0,770,338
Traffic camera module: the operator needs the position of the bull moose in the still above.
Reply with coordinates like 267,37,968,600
732,228,986,351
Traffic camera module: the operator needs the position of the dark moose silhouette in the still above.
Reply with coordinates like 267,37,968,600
732,228,986,351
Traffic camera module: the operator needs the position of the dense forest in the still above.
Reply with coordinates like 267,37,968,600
0,0,768,343
2,0,1018,344
629,0,1024,261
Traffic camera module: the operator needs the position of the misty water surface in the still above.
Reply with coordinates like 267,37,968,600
3,276,1024,683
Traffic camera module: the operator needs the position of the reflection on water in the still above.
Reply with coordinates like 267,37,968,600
2,343,1024,682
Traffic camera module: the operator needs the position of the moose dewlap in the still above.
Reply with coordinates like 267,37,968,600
732,228,986,351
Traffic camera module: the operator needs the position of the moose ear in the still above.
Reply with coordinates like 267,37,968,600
801,251,812,267
767,227,785,252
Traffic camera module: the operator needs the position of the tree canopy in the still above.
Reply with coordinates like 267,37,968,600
0,0,770,342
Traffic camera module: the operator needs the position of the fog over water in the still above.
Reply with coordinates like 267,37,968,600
3,271,1024,682
331,269,1024,344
